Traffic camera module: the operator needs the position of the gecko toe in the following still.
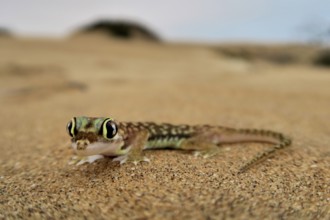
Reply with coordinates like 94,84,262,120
130,157,150,165
193,151,201,157
143,157,150,163
113,155,128,165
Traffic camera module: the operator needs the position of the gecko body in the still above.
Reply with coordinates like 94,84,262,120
67,116,291,172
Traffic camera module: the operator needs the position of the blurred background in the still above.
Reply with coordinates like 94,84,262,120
0,0,330,124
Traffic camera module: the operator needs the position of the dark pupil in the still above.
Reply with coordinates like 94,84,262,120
67,121,73,137
106,121,117,138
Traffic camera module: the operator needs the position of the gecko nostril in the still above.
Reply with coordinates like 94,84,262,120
76,140,89,150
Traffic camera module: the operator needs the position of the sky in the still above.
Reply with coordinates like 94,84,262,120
0,0,330,42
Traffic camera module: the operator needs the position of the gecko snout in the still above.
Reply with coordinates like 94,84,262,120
76,140,90,150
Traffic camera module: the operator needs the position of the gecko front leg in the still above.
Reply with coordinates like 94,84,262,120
113,130,150,165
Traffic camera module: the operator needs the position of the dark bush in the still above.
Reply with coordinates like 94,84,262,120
78,20,160,42
0,28,11,37
314,49,330,67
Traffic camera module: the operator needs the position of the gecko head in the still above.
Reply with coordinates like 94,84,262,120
66,116,124,156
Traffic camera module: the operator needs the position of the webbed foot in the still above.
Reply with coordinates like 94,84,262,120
193,147,221,158
113,154,150,165
69,155,104,165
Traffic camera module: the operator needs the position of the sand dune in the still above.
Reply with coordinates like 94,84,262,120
0,37,329,219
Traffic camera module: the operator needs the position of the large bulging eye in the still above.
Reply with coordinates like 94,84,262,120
101,119,118,139
67,117,77,137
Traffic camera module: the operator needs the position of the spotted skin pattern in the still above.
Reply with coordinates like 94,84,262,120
67,117,292,173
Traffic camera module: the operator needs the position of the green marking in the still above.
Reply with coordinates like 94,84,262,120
75,116,110,133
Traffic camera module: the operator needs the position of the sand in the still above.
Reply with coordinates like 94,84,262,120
0,37,329,219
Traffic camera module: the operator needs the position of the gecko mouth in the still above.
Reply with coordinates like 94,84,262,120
72,141,125,156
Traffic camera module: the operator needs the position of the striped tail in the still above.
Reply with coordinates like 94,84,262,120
236,129,292,173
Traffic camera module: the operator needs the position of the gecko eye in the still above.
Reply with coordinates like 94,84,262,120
67,117,77,137
101,118,118,139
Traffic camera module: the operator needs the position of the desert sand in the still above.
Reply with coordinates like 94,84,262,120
0,36,329,219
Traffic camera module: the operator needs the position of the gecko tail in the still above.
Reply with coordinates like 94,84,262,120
238,128,291,146
218,128,291,146
233,129,292,173
221,128,292,173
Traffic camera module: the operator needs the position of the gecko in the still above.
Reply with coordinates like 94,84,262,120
66,116,292,173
